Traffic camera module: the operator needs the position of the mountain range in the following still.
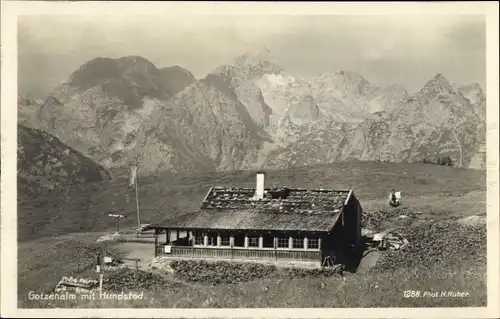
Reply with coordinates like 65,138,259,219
18,47,487,177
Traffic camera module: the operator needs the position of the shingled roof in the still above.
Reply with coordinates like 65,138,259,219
151,208,342,232
201,187,351,212
149,187,353,232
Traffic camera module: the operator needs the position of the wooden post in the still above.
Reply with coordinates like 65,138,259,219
95,253,100,273
288,236,293,249
166,229,170,245
99,274,103,293
192,231,195,258
258,235,263,249
244,235,249,248
304,237,308,250
217,234,221,247
203,234,208,246
274,237,277,260
135,260,139,281
176,230,179,241
154,231,159,257
230,235,234,259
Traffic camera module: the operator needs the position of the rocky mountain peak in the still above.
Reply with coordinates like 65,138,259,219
68,57,122,90
418,73,456,97
213,64,239,77
213,64,273,128
314,70,375,96
158,65,196,96
199,73,236,98
64,55,167,106
61,56,200,110
116,55,157,71
161,65,195,78
233,46,284,78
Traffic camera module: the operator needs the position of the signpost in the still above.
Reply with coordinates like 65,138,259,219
108,213,126,233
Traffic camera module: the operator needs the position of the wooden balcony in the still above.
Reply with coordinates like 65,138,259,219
155,245,321,262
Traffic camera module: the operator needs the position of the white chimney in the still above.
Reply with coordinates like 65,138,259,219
256,171,265,200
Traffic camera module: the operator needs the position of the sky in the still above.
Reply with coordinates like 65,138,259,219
18,14,486,99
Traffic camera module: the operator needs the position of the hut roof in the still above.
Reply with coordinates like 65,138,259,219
147,187,352,232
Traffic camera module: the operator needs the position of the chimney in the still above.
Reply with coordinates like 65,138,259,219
255,171,265,200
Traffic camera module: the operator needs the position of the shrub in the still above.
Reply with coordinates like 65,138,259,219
421,156,453,166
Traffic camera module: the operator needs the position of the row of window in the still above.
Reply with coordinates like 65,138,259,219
193,233,319,249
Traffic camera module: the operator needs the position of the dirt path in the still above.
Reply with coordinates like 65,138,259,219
108,242,156,270
356,250,382,273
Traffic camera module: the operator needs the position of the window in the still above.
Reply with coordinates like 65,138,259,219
308,238,319,249
207,232,217,246
221,235,230,246
248,237,259,248
293,238,304,249
194,234,204,246
277,237,289,248
207,236,216,246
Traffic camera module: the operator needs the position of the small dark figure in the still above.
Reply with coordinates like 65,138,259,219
389,189,400,207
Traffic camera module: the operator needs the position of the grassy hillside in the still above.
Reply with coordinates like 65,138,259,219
18,162,485,241
17,124,111,196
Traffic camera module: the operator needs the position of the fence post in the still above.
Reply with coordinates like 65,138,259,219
99,274,103,293
154,230,159,257
135,260,139,281
230,235,234,260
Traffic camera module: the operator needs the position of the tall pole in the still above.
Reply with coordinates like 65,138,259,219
134,162,141,230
